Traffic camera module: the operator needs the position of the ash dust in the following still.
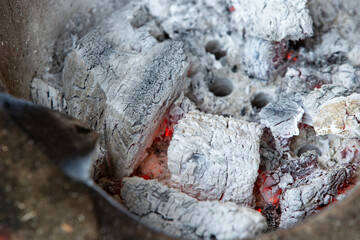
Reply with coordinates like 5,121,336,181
29,0,360,239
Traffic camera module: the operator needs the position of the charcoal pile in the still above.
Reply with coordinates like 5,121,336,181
30,0,360,239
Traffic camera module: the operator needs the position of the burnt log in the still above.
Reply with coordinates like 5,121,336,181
62,4,189,178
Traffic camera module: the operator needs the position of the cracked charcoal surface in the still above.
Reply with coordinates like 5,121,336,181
27,0,360,237
314,93,360,138
121,177,267,240
62,3,189,178
31,75,67,113
167,110,262,204
231,0,313,41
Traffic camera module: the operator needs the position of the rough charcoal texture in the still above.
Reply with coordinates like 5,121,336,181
167,110,263,204
242,37,277,80
259,85,358,139
231,0,313,41
62,3,189,178
31,75,67,113
231,0,312,79
279,166,348,228
313,93,360,138
121,177,267,240
260,99,304,138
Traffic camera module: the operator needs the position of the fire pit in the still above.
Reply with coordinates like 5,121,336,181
1,0,360,239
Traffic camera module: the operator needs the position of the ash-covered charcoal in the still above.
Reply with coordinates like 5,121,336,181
308,0,360,41
259,128,282,172
31,75,67,113
167,110,262,204
259,99,304,138
231,0,312,80
242,37,288,80
256,122,360,228
231,0,313,42
313,93,360,138
260,84,359,138
133,95,197,181
280,152,319,180
279,167,348,228
348,45,360,67
121,177,267,240
62,3,189,178
281,67,332,94
26,0,360,235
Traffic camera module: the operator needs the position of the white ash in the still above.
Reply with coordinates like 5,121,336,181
313,93,360,138
62,3,189,178
241,37,287,80
279,166,348,228
141,0,290,116
332,64,360,89
135,95,196,180
25,0,360,234
30,74,67,113
289,125,360,169
302,85,352,125
259,99,304,139
167,110,262,204
348,45,360,67
231,0,313,41
230,0,312,80
121,177,267,240
308,0,360,42
282,63,360,94
260,84,359,139
169,94,197,123
258,122,360,228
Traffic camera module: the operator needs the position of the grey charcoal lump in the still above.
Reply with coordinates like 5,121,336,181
279,162,349,228
27,0,360,236
62,3,189,178
31,75,67,113
167,111,263,204
121,177,267,240
259,98,304,138
231,0,313,41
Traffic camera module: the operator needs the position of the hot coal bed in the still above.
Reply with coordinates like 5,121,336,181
29,0,360,239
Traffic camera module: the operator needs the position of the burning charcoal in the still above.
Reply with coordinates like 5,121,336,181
133,95,196,181
281,67,332,93
302,85,351,123
62,5,189,178
242,37,288,80
231,0,313,41
313,93,360,138
259,99,304,138
31,75,67,113
279,168,348,228
167,110,262,204
121,177,267,240
280,152,318,180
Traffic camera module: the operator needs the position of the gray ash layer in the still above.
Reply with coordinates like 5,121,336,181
29,0,360,239
121,177,266,240
167,110,262,204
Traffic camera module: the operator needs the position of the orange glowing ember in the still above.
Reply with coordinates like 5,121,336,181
287,51,293,60
142,174,150,180
229,6,235,12
165,127,173,137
